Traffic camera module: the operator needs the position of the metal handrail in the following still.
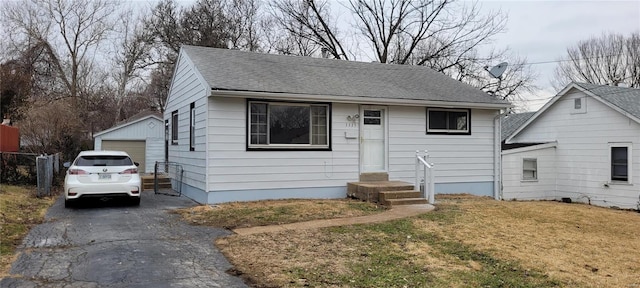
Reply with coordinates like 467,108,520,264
415,150,435,204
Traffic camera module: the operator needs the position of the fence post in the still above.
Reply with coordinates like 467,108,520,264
36,156,47,197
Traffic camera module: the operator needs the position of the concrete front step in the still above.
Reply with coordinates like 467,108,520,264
379,190,423,202
384,198,429,207
347,181,414,203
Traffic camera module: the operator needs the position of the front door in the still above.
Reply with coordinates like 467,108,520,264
360,106,387,172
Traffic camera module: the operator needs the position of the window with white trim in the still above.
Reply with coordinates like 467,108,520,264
522,158,537,180
189,102,195,151
426,108,470,134
610,144,631,183
248,101,330,150
171,110,178,144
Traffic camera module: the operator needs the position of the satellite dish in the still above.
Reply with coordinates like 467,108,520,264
485,62,508,79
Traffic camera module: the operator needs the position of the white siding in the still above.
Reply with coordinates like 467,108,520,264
145,138,164,173
502,145,557,200
207,98,498,194
508,90,640,209
388,106,498,185
207,97,359,191
164,52,209,192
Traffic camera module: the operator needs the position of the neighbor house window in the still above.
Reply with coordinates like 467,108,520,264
426,108,470,134
189,103,195,151
171,110,178,144
248,100,330,150
611,145,631,182
574,98,582,109
523,158,537,180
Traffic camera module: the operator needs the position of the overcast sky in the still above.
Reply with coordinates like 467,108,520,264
477,0,640,111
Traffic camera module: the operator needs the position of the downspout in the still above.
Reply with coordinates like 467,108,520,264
493,109,507,200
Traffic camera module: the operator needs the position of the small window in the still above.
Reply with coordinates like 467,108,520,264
574,98,581,109
611,146,629,182
363,110,382,125
189,103,195,151
523,158,537,180
171,110,178,144
248,100,330,150
426,108,470,134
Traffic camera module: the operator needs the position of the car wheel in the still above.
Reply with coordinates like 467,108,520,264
130,197,141,206
64,199,74,208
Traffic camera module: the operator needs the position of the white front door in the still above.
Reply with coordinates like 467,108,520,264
360,106,387,172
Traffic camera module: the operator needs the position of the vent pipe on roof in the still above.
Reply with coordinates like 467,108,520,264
321,47,329,59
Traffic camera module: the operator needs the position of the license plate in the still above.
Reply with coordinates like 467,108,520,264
98,173,111,180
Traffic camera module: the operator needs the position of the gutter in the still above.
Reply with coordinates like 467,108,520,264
494,109,508,201
211,89,512,110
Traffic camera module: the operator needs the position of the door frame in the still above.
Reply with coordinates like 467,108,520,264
359,105,389,173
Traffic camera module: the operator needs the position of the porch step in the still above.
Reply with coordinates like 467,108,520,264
379,190,423,202
141,176,171,191
347,181,415,203
384,198,429,207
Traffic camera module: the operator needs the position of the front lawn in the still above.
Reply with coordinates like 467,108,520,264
0,185,57,277
178,195,640,287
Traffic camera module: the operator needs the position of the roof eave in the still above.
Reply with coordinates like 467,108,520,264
93,115,163,138
210,89,511,109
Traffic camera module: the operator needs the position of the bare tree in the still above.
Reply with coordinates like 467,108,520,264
110,6,156,122
227,0,263,51
270,0,534,100
1,0,118,110
271,0,350,59
553,32,640,89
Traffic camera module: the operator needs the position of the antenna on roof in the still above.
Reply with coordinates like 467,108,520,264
484,62,508,96
485,62,508,79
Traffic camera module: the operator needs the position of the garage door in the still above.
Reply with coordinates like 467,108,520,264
102,140,146,172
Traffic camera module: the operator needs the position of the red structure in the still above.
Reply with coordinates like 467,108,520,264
0,125,19,152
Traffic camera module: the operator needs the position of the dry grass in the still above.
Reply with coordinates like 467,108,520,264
174,198,384,229
0,185,57,277
203,195,640,287
421,194,640,288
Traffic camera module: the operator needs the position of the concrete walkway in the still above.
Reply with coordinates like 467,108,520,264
233,204,436,236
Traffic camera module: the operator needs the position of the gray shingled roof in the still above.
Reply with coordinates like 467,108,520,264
501,112,535,141
182,45,509,106
574,82,640,120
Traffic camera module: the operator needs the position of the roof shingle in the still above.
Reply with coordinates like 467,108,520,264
574,82,640,120
182,45,509,106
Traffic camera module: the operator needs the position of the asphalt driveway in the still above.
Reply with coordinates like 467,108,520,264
1,191,248,288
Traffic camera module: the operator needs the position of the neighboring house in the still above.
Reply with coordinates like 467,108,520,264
500,112,536,150
502,82,640,209
94,111,164,173
165,45,510,204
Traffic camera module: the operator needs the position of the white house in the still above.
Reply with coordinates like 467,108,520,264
503,82,640,209
165,45,510,204
94,111,165,173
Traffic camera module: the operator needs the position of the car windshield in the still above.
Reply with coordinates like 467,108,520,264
75,155,133,166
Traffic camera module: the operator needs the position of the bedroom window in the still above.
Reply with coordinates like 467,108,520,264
426,108,470,134
189,103,195,151
171,110,178,144
248,101,330,150
522,158,538,180
610,145,631,183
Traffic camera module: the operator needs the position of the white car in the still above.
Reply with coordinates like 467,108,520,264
64,150,142,208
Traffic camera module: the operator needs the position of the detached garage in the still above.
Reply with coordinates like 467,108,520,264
94,112,164,173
